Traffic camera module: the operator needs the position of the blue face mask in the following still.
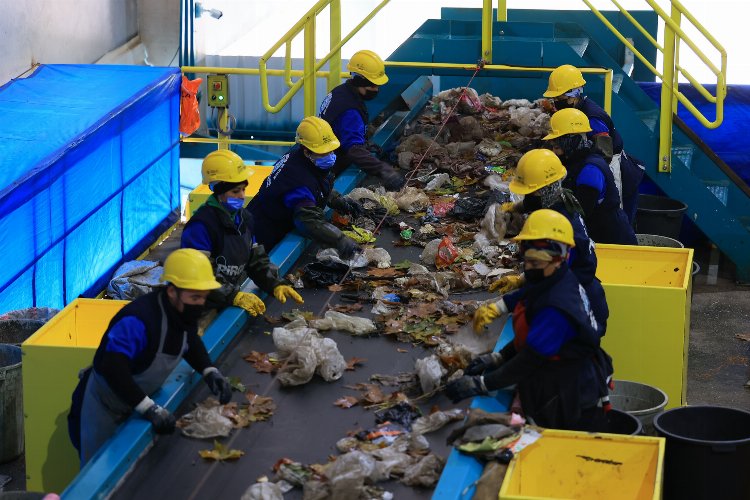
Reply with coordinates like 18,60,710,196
222,197,245,212
312,152,337,170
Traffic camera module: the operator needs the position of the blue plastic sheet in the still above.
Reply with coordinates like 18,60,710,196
638,82,750,185
0,65,181,312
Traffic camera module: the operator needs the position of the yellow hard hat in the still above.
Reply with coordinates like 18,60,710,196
161,249,221,290
513,209,576,247
201,150,249,185
347,50,389,86
509,149,567,195
296,116,340,154
543,64,586,98
543,108,592,140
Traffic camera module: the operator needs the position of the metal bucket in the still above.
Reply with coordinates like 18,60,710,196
636,234,700,276
0,345,24,463
610,380,669,436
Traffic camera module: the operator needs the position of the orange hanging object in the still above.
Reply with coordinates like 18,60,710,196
180,76,203,136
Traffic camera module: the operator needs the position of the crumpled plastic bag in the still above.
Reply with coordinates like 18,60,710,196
178,403,234,439
313,337,347,381
348,187,399,215
277,345,318,386
476,138,503,158
415,355,446,394
394,187,430,212
445,141,476,157
411,408,465,435
326,451,379,499
241,482,284,500
107,260,163,300
448,197,487,221
316,248,369,269
481,203,509,242
179,76,203,136
435,236,459,268
424,173,450,191
310,311,376,335
400,454,444,487
301,261,351,287
272,326,346,385
364,247,391,268
374,401,422,430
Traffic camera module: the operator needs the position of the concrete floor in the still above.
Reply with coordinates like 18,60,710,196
1,240,749,494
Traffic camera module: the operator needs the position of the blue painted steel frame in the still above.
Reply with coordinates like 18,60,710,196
432,318,515,500
61,168,363,500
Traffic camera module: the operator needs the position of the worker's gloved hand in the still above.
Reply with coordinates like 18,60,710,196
273,285,304,304
233,291,266,316
203,367,232,404
341,198,366,218
489,273,524,294
143,404,176,434
336,236,362,260
501,202,519,213
466,352,504,375
473,301,507,333
445,375,488,403
382,171,406,192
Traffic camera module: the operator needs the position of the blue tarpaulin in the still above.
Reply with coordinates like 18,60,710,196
0,65,181,312
638,82,750,186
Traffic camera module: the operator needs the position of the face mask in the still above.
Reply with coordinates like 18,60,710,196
362,89,379,101
312,152,337,170
181,303,205,324
522,195,543,212
524,268,547,284
553,99,574,110
222,197,244,211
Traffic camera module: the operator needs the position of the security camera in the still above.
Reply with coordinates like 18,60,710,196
208,8,223,19
194,3,223,20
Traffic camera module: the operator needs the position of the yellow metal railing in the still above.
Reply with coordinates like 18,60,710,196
581,0,727,172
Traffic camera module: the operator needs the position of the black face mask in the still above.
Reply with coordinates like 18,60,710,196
524,268,547,284
181,303,205,325
362,89,379,101
554,99,575,110
522,195,543,213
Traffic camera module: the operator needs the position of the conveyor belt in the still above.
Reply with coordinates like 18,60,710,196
110,217,497,499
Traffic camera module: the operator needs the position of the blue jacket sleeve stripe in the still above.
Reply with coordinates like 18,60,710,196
180,220,213,252
525,307,577,356
104,316,148,360
335,109,367,150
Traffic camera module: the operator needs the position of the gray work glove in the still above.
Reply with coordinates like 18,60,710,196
204,367,232,404
465,352,504,375
143,404,176,434
445,375,488,404
336,236,362,260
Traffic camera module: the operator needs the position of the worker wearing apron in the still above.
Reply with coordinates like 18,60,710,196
544,64,644,224
182,149,303,316
248,116,364,256
319,49,405,191
448,211,613,431
68,249,233,465
546,108,637,245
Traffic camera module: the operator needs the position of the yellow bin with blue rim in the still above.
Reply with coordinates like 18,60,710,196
22,298,128,493
595,244,693,409
500,429,664,499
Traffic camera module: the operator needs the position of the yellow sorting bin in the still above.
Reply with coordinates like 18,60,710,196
596,244,693,408
499,429,664,499
22,298,127,493
185,165,273,218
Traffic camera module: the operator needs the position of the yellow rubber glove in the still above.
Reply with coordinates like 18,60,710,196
273,285,304,304
232,291,266,316
501,202,519,213
473,300,508,333
488,273,524,294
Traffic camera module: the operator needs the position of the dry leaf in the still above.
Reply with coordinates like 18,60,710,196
328,284,344,292
346,357,367,371
334,396,360,408
264,315,283,325
245,391,277,421
331,303,364,314
367,268,402,278
397,348,408,353
199,440,245,461
242,351,276,373
735,333,750,342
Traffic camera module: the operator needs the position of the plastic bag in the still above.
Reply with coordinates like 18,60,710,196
315,248,369,269
177,403,234,439
107,260,163,300
179,76,203,136
435,237,459,268
394,187,430,212
356,422,408,446
313,337,346,381
415,355,446,394
364,247,391,269
240,482,283,500
411,409,465,435
326,451,378,499
301,261,351,287
448,197,487,221
277,345,317,386
424,173,450,191
400,454,444,487
420,238,442,265
374,401,422,430
309,311,376,335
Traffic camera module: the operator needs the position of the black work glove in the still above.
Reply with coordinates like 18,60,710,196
445,375,487,404
466,352,504,376
143,404,176,434
336,236,362,260
381,171,406,192
204,367,232,404
342,198,365,218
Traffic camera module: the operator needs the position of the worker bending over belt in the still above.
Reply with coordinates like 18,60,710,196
68,249,233,465
248,116,364,258
182,149,303,317
319,49,405,191
448,211,613,432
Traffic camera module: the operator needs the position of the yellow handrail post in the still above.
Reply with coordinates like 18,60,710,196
482,0,493,63
497,0,507,22
671,6,682,116
328,0,342,92
658,9,677,173
603,69,613,116
303,15,317,117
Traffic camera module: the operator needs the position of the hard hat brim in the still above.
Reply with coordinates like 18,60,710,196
307,137,341,154
368,74,388,86
543,88,565,98
509,179,536,195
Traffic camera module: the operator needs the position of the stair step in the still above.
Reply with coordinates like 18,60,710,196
557,36,589,57
635,109,659,132
672,145,695,170
701,179,730,206
613,73,624,94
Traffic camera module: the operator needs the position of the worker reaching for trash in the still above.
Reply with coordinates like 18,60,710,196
181,149,303,317
67,249,233,465
447,210,613,432
544,64,645,224
319,49,405,191
545,108,637,245
498,149,609,335
247,116,365,258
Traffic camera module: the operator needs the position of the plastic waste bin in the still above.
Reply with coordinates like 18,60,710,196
610,380,669,435
654,405,750,500
635,194,687,240
0,345,23,463
606,408,643,435
0,308,59,345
